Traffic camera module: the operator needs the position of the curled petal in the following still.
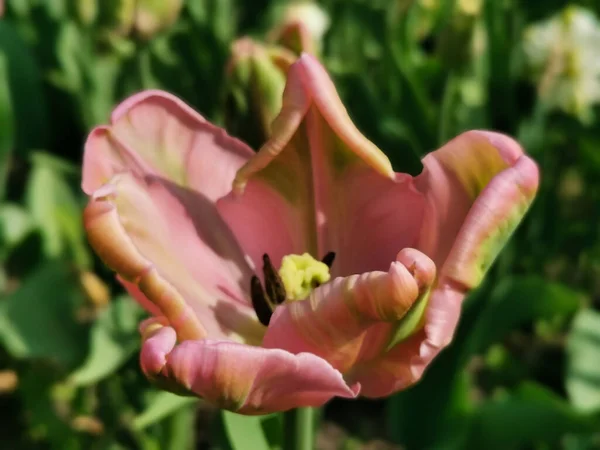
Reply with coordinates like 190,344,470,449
346,283,462,397
140,324,359,414
262,249,436,373
442,154,539,289
415,130,540,284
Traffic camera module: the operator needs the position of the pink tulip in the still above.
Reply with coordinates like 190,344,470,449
82,54,539,414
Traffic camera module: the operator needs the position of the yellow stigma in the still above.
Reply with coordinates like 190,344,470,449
278,253,330,301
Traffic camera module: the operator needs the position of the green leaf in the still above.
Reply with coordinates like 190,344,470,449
132,392,198,431
164,403,197,450
0,52,14,202
466,383,597,450
69,296,144,386
222,411,272,450
467,276,582,355
0,21,48,154
0,203,35,258
566,309,600,413
26,151,90,268
0,263,88,367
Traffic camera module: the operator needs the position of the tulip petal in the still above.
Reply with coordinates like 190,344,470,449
263,248,436,373
220,54,424,274
84,174,265,342
140,323,359,414
345,284,462,397
415,130,539,283
347,132,539,396
83,90,253,200
82,92,267,342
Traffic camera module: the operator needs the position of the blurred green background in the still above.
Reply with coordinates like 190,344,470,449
1,0,600,449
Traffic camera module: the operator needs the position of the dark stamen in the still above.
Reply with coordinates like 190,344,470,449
262,254,287,305
250,275,273,326
321,251,336,268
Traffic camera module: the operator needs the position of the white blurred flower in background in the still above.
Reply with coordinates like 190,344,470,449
524,6,600,123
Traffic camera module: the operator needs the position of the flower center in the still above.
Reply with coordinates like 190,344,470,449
278,253,331,301
250,252,335,326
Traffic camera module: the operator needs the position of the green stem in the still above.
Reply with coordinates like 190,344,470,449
283,407,315,450
438,71,458,146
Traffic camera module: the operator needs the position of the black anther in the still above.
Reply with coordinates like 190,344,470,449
321,251,336,268
250,275,273,326
262,254,287,305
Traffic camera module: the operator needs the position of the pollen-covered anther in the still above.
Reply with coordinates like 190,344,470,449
279,253,331,301
250,252,336,324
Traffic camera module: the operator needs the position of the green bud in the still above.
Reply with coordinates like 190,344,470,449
100,0,183,40
224,39,296,149
134,0,184,40
73,0,99,26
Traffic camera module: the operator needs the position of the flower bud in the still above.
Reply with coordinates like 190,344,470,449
269,1,330,55
134,0,184,39
224,39,296,148
101,0,183,40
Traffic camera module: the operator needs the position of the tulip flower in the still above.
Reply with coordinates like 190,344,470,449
82,54,539,414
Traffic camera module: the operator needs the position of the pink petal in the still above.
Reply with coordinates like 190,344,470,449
219,54,424,274
347,132,539,396
140,323,359,414
84,174,265,342
262,249,436,373
81,91,265,341
83,90,253,200
415,130,539,281
346,284,462,397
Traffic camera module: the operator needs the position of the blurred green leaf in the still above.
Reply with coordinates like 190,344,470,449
132,392,198,431
188,0,237,44
467,276,583,354
164,404,197,450
52,22,85,93
0,263,88,367
26,151,90,268
566,309,600,413
466,383,597,450
18,368,75,449
0,203,35,258
222,411,272,450
69,296,144,386
0,21,48,154
0,52,14,202
43,0,69,20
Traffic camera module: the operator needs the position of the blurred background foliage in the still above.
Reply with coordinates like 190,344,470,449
0,0,600,449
